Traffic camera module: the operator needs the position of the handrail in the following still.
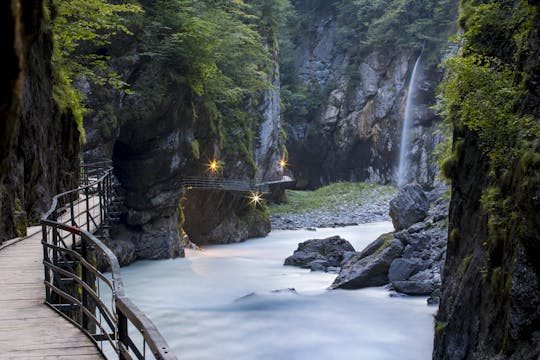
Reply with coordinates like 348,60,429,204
179,175,295,193
41,162,176,360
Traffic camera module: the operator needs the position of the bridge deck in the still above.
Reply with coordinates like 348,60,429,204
0,207,103,359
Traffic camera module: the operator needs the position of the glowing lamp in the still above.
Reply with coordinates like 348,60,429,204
249,191,263,207
208,159,219,173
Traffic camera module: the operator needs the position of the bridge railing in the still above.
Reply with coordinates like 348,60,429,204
179,175,295,193
41,162,176,360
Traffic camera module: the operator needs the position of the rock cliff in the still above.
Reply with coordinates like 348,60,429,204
81,4,284,261
434,1,540,358
282,4,451,189
0,0,80,243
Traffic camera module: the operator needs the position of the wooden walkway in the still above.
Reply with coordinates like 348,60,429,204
0,217,103,359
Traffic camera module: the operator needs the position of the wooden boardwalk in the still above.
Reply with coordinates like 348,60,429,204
0,218,103,359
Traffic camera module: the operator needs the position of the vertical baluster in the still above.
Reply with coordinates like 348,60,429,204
81,235,89,331
85,186,90,232
51,210,59,294
98,180,104,228
70,195,76,249
118,308,129,360
42,223,51,303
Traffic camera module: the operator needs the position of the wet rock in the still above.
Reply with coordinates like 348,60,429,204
388,258,425,282
309,260,329,272
341,251,357,266
271,288,297,294
284,235,355,272
330,237,404,289
392,280,438,296
389,184,429,230
329,185,450,297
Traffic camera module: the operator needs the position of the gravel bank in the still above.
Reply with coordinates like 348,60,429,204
270,185,396,230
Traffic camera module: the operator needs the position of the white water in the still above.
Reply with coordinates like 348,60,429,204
397,55,422,187
120,223,435,360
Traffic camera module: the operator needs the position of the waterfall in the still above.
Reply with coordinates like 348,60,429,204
397,54,421,187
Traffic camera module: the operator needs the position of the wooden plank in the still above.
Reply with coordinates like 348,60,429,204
0,199,102,360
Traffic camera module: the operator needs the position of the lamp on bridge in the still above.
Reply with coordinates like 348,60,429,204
249,191,263,207
279,157,287,169
208,159,220,173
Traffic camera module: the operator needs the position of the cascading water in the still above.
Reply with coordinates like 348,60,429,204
397,54,422,187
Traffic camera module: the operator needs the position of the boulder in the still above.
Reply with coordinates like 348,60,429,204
388,258,425,282
284,235,355,271
392,280,438,296
330,237,404,289
389,184,429,230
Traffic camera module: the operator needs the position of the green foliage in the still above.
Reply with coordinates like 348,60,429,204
269,182,396,215
191,139,200,160
438,0,540,276
13,199,27,238
142,0,289,166
435,321,448,334
50,0,141,140
374,233,395,255
52,0,142,89
51,62,86,141
457,255,473,279
335,0,457,63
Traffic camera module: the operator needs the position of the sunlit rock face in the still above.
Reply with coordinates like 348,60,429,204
285,13,442,189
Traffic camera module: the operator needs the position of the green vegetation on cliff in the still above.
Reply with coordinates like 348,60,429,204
140,0,289,169
278,0,458,141
438,1,540,270
336,0,457,62
50,0,142,139
435,0,540,357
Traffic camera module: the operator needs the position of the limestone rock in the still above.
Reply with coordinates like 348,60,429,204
392,280,438,296
284,235,355,272
389,184,429,230
388,258,425,282
330,236,404,289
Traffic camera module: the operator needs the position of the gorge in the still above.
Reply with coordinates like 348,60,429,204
0,0,539,359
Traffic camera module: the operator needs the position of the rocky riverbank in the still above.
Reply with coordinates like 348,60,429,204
270,182,396,230
331,183,449,299
282,183,449,301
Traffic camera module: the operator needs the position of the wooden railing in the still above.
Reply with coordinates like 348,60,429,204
41,162,176,360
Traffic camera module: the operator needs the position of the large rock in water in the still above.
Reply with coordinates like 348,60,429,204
284,236,355,271
389,184,429,230
330,234,404,289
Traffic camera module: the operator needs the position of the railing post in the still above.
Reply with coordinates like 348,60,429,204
81,236,90,331
98,180,104,227
117,306,129,360
42,223,51,303
70,195,76,249
85,186,91,232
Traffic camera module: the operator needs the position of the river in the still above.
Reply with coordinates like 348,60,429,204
120,222,436,360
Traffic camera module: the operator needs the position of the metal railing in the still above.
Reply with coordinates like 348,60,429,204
179,175,296,193
41,162,176,360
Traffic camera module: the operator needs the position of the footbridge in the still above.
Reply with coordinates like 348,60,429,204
0,162,176,360
179,175,295,193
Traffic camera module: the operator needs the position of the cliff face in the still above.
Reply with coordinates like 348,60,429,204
284,12,443,189
0,0,80,243
182,40,281,246
81,6,283,260
434,1,540,358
